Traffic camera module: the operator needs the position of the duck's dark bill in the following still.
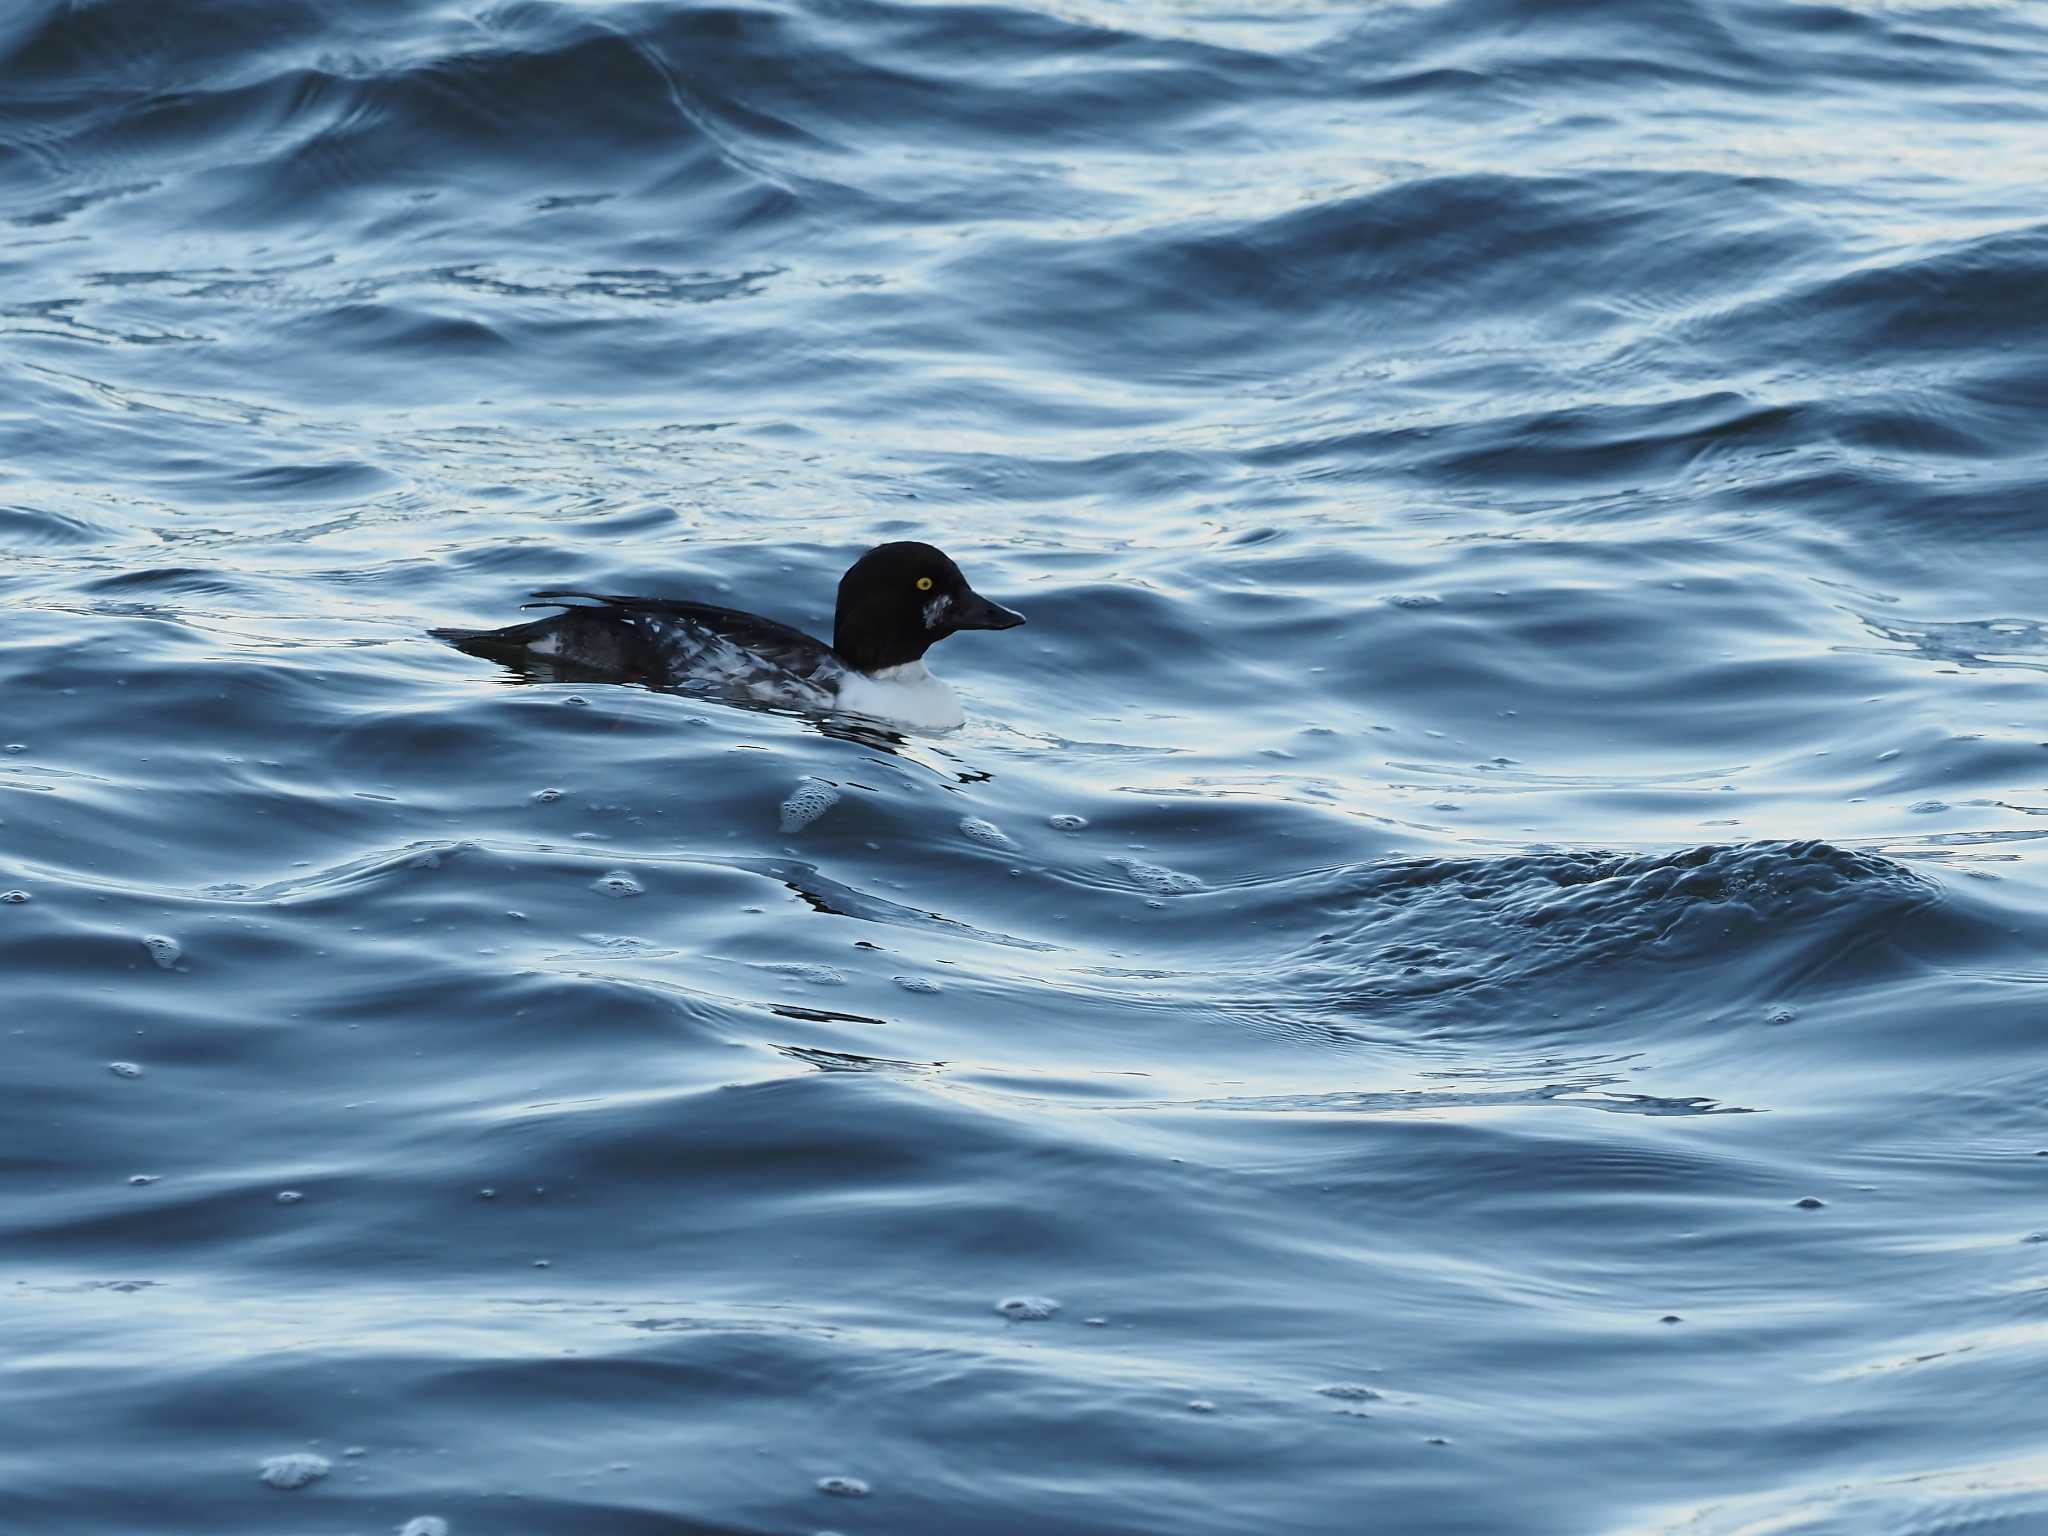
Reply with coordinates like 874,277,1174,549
955,589,1026,630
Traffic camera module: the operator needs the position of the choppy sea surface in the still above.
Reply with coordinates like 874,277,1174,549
6,0,2048,1531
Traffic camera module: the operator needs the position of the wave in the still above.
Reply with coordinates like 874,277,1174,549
1237,840,1963,1035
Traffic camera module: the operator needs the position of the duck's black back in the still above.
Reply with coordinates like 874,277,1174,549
432,592,837,693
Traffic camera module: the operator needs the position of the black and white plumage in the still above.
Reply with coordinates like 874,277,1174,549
432,541,1025,730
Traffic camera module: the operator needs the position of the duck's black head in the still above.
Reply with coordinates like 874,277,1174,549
832,541,1025,675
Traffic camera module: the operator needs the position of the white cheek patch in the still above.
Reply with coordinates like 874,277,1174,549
922,593,953,629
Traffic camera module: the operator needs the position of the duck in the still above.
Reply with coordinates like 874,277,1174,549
432,540,1025,731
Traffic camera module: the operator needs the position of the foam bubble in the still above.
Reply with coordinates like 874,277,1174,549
108,1061,144,1079
816,1476,869,1498
142,935,182,969
1107,857,1203,895
959,817,1018,849
1763,1004,1797,1025
399,1520,449,1536
1315,1384,1382,1401
780,778,841,834
1,889,28,904
1909,800,1950,814
258,1452,331,1489
995,1295,1059,1321
592,871,644,898
759,962,846,986
1048,814,1088,832
276,1190,304,1205
531,787,564,804
893,975,941,994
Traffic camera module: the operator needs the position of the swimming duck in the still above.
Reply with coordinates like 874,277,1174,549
433,540,1025,731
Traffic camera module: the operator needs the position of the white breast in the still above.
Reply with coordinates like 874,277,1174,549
832,660,966,731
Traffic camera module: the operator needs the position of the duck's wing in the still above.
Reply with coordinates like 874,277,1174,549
523,592,836,680
431,600,668,683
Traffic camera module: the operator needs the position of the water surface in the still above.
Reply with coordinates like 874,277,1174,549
5,0,2048,1531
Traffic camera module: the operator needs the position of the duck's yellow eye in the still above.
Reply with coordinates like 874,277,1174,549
916,576,934,592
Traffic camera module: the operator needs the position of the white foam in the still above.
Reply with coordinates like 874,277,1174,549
258,1452,331,1490
995,1295,1060,1321
1108,857,1203,894
779,778,841,834
959,816,1017,850
756,962,846,986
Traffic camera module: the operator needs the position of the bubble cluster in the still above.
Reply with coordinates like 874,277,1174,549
1315,1384,1382,1402
779,778,841,834
592,871,644,898
1107,857,1203,895
760,962,846,986
959,816,1018,850
995,1295,1059,1321
258,1453,331,1490
142,935,182,969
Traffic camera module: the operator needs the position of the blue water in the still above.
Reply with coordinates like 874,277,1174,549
6,0,2048,1530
